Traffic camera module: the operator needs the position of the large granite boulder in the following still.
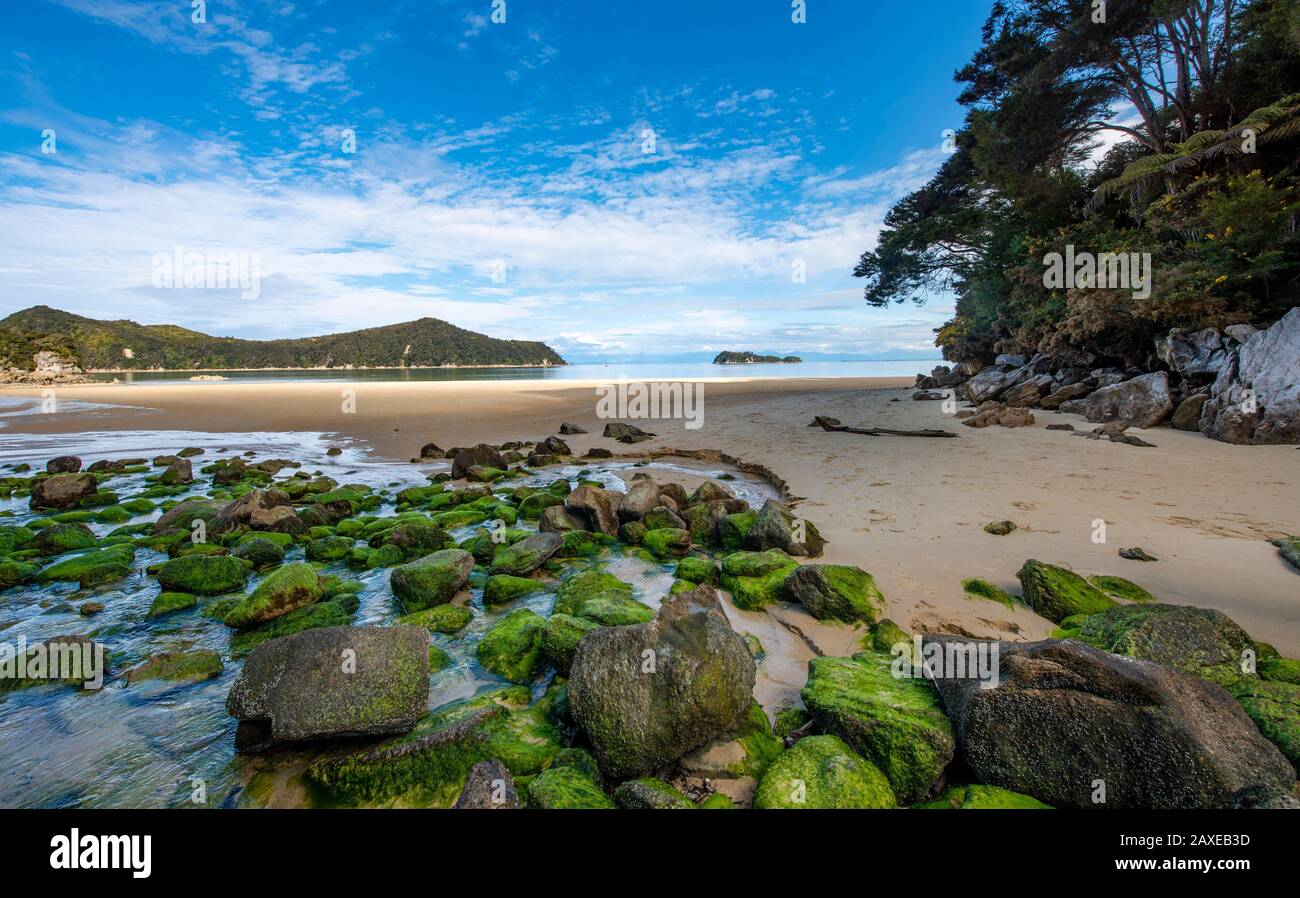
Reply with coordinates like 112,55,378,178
926,638,1295,808
1200,307,1300,444
618,479,661,523
1058,371,1173,428
568,599,756,779
1157,327,1228,382
226,625,430,752
30,473,98,510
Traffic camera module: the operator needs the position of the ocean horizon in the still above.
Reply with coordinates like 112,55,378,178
82,359,944,385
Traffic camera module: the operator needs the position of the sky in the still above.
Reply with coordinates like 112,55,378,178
0,0,998,363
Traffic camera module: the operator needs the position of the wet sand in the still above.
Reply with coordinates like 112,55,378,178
4,376,1298,657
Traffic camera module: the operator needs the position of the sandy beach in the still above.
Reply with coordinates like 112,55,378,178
6,375,1298,657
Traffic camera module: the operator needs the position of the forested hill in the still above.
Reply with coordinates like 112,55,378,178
855,0,1300,369
0,306,566,370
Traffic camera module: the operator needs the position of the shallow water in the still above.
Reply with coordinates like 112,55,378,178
0,431,779,808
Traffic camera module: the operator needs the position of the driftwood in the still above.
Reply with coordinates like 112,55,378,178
809,416,958,438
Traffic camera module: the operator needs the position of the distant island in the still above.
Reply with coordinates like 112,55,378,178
0,306,566,371
712,351,802,365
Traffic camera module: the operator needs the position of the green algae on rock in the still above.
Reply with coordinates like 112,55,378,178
397,603,473,634
801,651,954,803
229,599,356,657
914,783,1052,809
961,577,1018,609
483,574,543,605
527,765,616,809
613,778,696,809
1075,603,1255,686
719,549,798,611
541,613,600,676
476,608,546,684
674,556,718,585
389,548,474,612
156,554,249,596
754,735,896,809
1228,679,1300,771
147,590,199,618
36,544,136,588
125,649,223,684
223,562,323,629
1088,574,1155,603
1016,559,1115,622
782,564,884,623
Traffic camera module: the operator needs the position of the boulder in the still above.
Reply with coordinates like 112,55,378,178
1200,307,1300,444
926,638,1295,808
568,600,756,779
390,549,474,612
535,435,570,456
488,531,562,575
160,457,193,485
1039,382,1090,410
552,570,652,626
802,651,954,803
613,779,696,810
781,564,884,623
451,444,505,480
565,485,623,536
541,613,600,676
1058,371,1173,428
46,455,82,474
476,608,546,684
212,489,291,534
747,499,826,557
753,735,896,809
1016,559,1115,622
226,625,429,752
1075,604,1255,687
33,522,97,555
1170,393,1209,431
125,649,223,684
453,760,520,809
538,505,589,533
1157,326,1227,382
30,473,98,510
156,554,249,596
603,422,655,443
961,401,1035,428
719,549,799,611
223,562,323,628
618,479,661,523
558,423,588,435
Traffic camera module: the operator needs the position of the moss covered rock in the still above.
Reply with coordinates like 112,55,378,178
232,537,285,569
125,649,223,684
782,564,884,623
801,651,954,803
527,765,616,809
0,560,38,590
229,599,355,656
1075,603,1255,686
390,549,474,612
223,562,323,629
476,608,546,684
679,701,783,780
1087,574,1155,603
1016,560,1115,622
147,591,199,618
915,783,1052,809
34,522,98,555
718,511,756,550
754,735,896,809
306,535,354,562
719,549,798,611
37,544,136,588
1228,679,1300,772
483,574,543,606
488,531,562,576
614,778,695,809
398,603,473,634
961,577,1017,609
156,554,249,596
541,613,600,676
642,527,693,559
674,556,718,585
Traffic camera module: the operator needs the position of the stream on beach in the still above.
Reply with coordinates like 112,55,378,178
0,428,791,808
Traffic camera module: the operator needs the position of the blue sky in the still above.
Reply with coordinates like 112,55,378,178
0,0,995,362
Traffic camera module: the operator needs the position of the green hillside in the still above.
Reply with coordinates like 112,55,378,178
0,306,566,371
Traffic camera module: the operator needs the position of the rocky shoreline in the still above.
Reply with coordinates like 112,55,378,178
2,421,1297,809
916,307,1300,445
